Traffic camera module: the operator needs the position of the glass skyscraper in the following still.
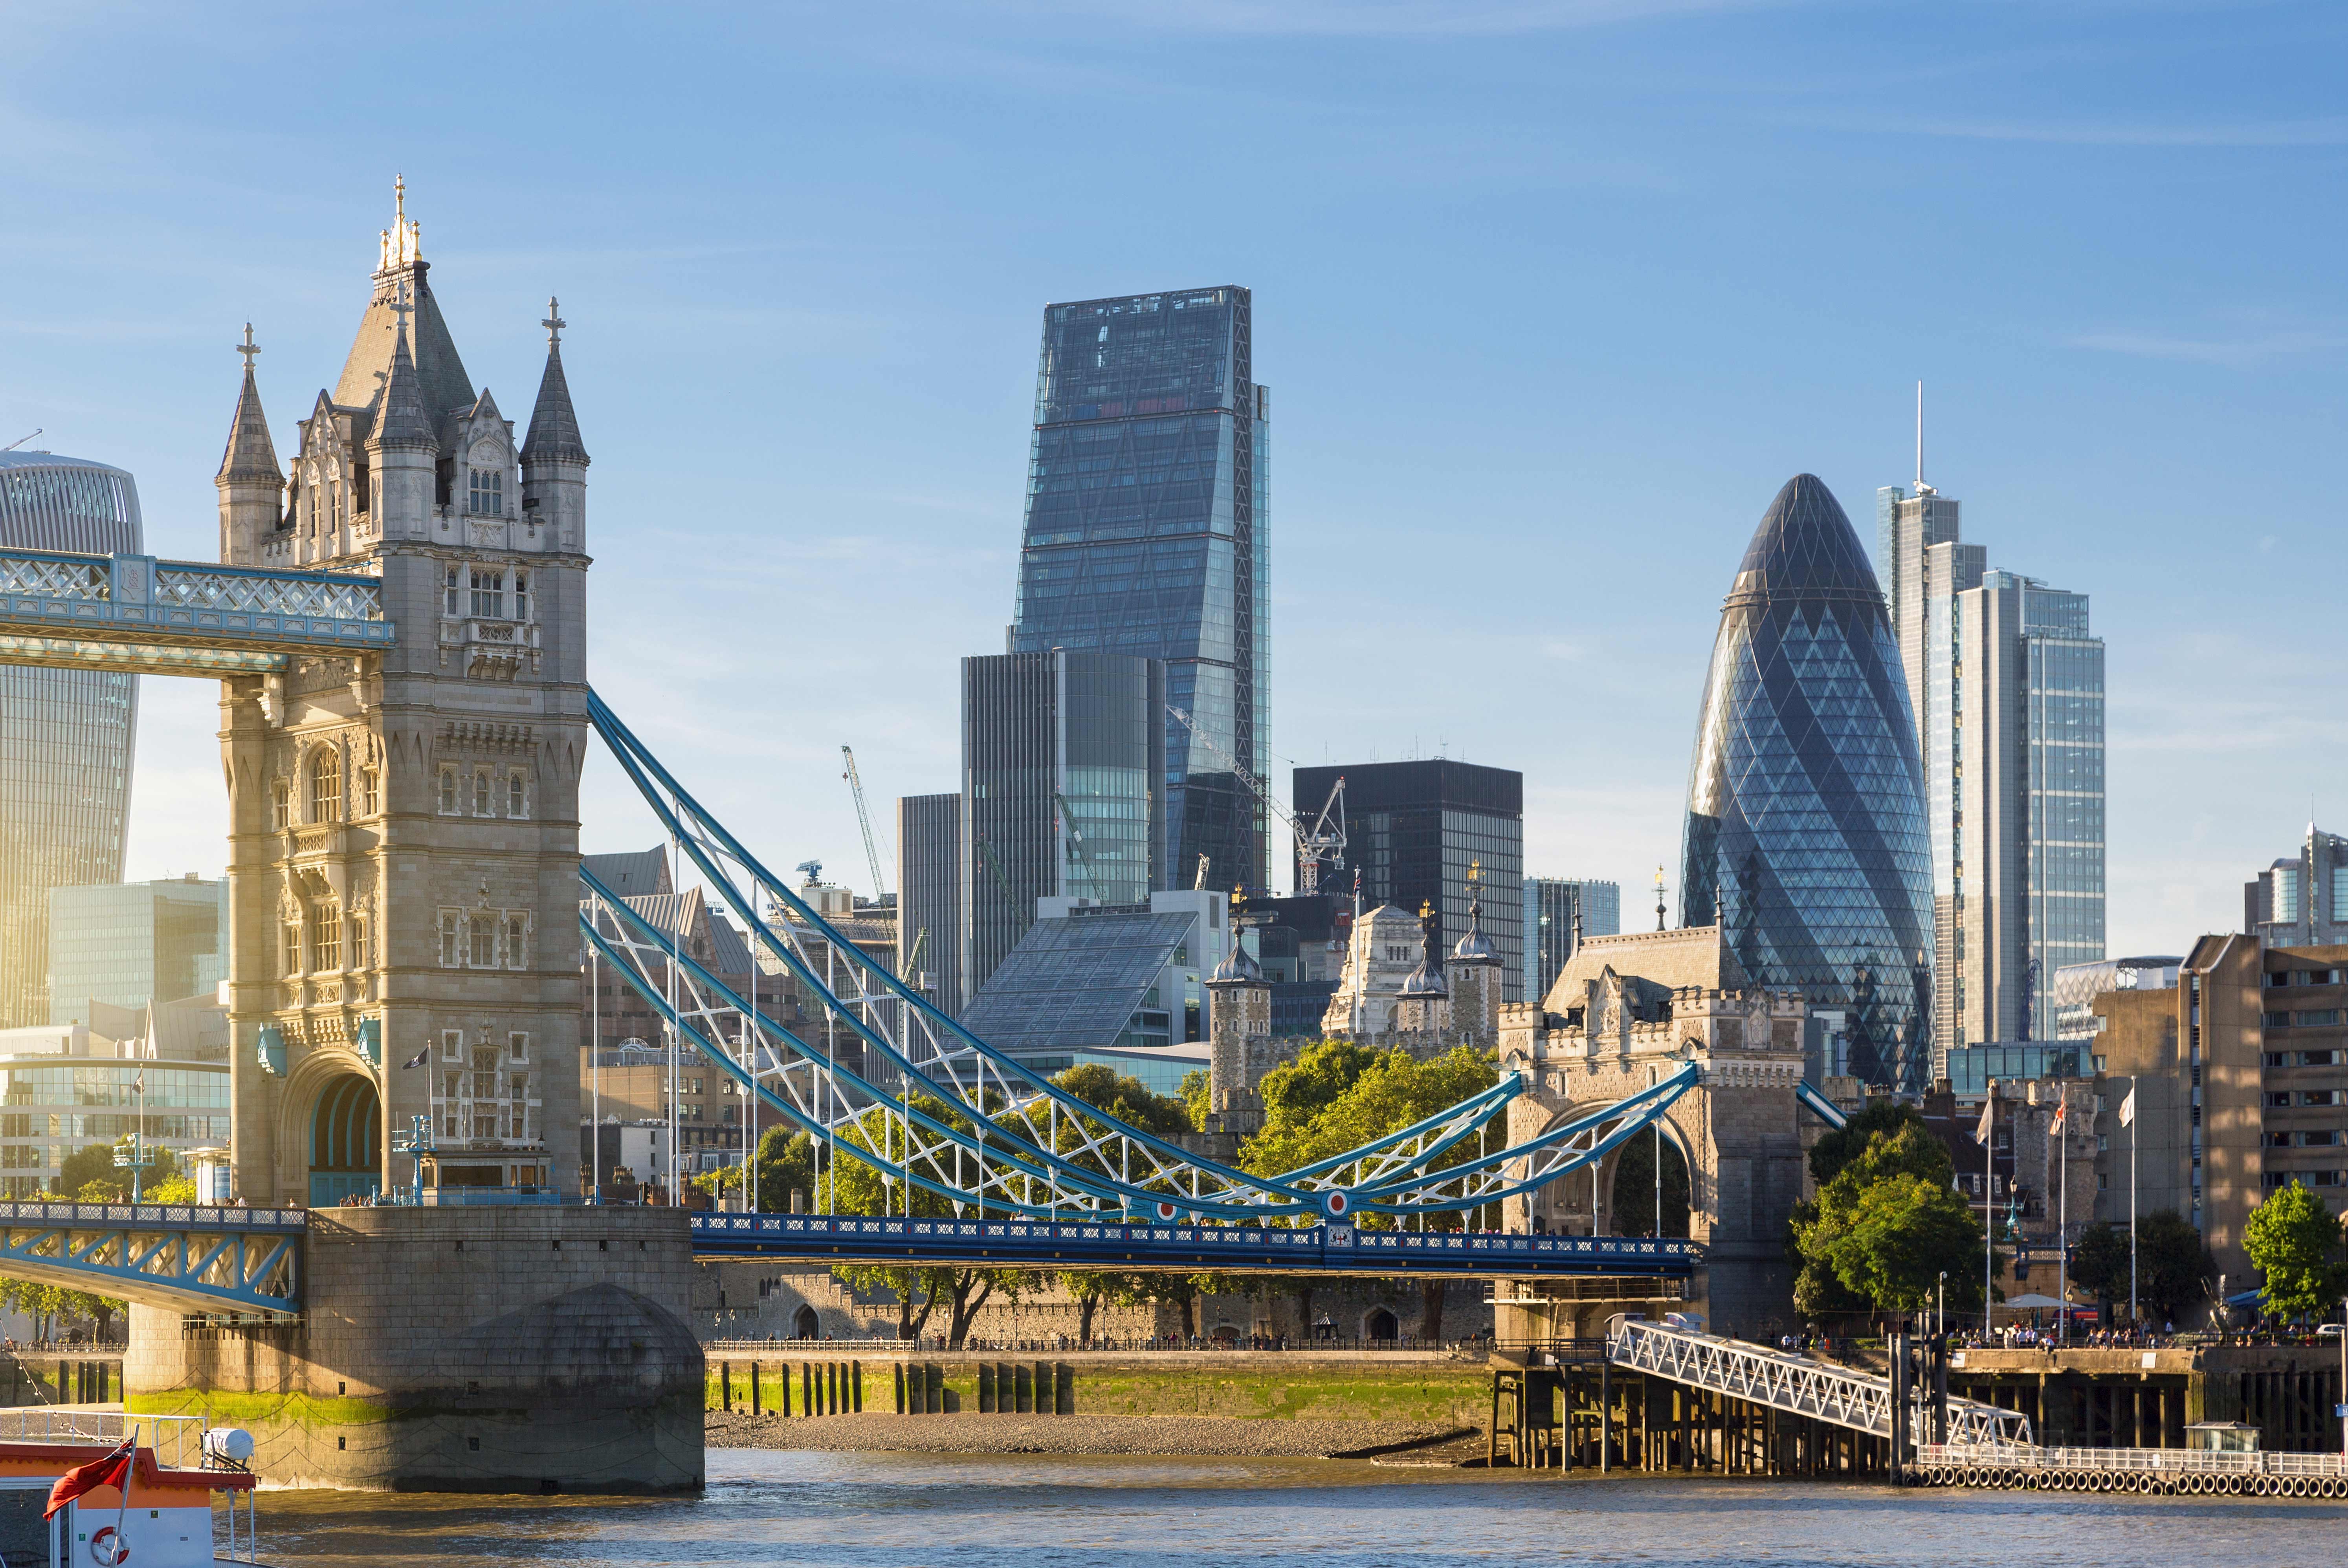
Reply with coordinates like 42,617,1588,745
1011,287,1269,895
1880,484,2106,1051
0,452,143,1029
1521,877,1621,1006
48,876,227,1025
1681,474,1935,1092
958,650,1167,1005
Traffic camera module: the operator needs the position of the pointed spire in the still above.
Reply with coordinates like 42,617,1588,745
522,296,589,467
373,284,435,449
216,323,281,484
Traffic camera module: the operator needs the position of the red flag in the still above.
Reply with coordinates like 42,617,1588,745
44,1439,133,1519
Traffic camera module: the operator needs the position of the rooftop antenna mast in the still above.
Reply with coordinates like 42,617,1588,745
1915,381,1928,494
2,430,40,452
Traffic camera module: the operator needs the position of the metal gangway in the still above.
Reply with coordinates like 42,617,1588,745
1607,1317,2034,1446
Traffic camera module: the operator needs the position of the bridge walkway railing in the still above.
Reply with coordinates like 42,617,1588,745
1607,1318,2034,1445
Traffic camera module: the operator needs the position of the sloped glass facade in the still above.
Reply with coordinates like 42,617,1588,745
1681,475,1935,1092
1011,288,1268,894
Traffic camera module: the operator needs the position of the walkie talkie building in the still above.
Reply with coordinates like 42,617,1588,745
1680,474,1934,1092
0,451,145,1028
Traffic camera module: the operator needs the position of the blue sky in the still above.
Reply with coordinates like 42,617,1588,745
3,1,2341,956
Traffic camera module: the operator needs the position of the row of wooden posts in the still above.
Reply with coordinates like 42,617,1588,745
715,1360,863,1417
711,1359,1079,1416
1490,1363,1896,1477
4,1359,112,1409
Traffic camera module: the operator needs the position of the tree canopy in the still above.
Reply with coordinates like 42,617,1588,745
1791,1121,1987,1321
2243,1180,2348,1320
1807,1100,1930,1187
1240,1041,1498,1219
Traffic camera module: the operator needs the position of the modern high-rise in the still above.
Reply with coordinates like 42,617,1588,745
2245,824,2348,947
1294,760,1524,1001
1681,475,1935,1092
0,451,143,1030
1521,877,1620,1005
958,649,1167,1006
1879,482,2106,1051
896,792,962,1013
48,875,227,1025
1009,288,1269,895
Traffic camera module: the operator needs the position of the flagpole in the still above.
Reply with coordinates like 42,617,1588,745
2129,1073,2139,1327
2058,1088,2069,1346
1985,1083,1995,1335
113,1423,134,1563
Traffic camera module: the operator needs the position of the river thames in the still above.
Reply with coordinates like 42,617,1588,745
249,1449,2348,1565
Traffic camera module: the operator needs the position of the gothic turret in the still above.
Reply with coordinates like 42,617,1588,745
520,298,589,553
366,287,437,540
1444,874,1502,1050
216,326,283,564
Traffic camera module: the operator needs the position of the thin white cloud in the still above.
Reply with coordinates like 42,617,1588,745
1036,0,1785,34
2068,326,2348,366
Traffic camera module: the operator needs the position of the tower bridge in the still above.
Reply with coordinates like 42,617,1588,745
0,187,1837,1491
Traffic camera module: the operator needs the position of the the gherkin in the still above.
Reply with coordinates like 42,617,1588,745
1680,474,1934,1092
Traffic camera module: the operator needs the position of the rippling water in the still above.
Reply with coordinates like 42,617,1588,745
251,1449,2347,1566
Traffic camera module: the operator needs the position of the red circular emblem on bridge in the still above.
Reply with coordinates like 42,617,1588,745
1323,1191,1350,1218
1156,1200,1178,1221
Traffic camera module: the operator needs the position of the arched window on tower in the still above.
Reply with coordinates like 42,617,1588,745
309,748,341,824
468,467,504,516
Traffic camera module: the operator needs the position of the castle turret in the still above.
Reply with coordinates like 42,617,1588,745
216,325,282,565
1204,936,1271,1136
1445,875,1502,1050
521,298,589,554
366,284,437,539
1395,900,1451,1037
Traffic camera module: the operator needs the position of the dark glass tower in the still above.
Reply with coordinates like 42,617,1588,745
1011,287,1268,894
1680,474,1934,1092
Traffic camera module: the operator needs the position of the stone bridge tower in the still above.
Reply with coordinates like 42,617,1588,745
1495,924,1809,1335
215,186,589,1204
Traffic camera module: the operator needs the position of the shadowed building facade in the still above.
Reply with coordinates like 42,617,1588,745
1680,474,1934,1092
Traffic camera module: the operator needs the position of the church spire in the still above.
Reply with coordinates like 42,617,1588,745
216,324,280,484
521,296,589,467
373,284,435,449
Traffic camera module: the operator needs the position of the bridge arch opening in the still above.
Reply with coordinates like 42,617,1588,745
309,1073,381,1207
1608,1121,1691,1239
1365,1308,1399,1343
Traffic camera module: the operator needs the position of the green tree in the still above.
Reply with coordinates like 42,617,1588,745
1180,1068,1211,1133
1791,1122,1986,1323
52,1138,179,1201
2136,1209,2214,1323
1807,1099,1930,1187
1039,1066,1194,1343
1611,1128,1690,1238
2243,1180,2348,1321
2069,1221,2131,1310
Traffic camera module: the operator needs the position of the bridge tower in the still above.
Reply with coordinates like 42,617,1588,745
1496,923,1811,1335
216,187,588,1205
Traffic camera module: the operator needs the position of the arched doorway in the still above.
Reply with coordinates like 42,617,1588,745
309,1074,381,1207
1365,1308,1399,1343
793,1304,820,1340
1608,1121,1691,1238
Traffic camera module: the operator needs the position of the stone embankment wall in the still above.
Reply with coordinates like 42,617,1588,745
703,1348,1492,1427
126,1207,703,1493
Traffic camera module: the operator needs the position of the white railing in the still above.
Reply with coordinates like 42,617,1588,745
0,1410,210,1470
1608,1319,2034,1446
154,563,382,621
0,554,109,601
1921,1439,2348,1479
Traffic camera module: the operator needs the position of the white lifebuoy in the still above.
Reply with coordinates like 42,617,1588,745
88,1525,128,1566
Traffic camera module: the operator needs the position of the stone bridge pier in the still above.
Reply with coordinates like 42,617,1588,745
1494,925,1811,1339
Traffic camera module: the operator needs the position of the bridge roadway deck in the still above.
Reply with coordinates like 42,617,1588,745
689,1214,1702,1278
0,1201,305,1318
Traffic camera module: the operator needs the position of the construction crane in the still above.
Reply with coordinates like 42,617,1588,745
839,746,889,901
1164,705,1348,894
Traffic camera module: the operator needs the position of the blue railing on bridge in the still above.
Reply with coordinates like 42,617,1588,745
690,1213,1702,1277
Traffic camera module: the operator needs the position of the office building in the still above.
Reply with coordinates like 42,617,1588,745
2051,955,2181,1043
1009,287,1269,894
47,875,226,1026
1878,480,2106,1051
959,649,1165,1006
1681,475,1935,1092
896,792,962,1013
2075,929,2348,1280
0,1008,231,1200
1521,877,1620,1006
2245,824,2348,947
1293,760,1524,1002
0,451,143,1029
958,889,1229,1082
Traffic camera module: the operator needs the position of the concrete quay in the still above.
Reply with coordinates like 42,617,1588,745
125,1207,703,1493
